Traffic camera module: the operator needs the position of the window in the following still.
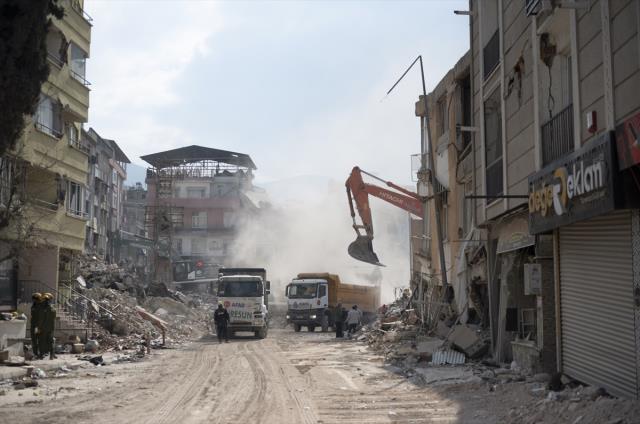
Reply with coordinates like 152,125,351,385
35,95,63,138
436,96,448,137
484,89,503,201
70,43,88,85
318,285,326,298
174,238,183,254
187,187,206,198
481,0,500,79
191,238,206,254
0,158,13,208
223,211,236,228
46,30,67,67
67,180,86,218
192,211,207,229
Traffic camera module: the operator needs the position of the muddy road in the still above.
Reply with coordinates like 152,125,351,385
2,329,507,424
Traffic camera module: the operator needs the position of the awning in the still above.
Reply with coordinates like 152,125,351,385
496,215,535,254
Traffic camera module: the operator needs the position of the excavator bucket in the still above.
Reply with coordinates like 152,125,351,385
348,235,385,267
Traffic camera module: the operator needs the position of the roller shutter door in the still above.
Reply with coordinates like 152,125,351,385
559,211,637,398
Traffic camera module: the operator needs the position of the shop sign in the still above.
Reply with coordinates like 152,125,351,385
528,132,617,234
615,110,640,170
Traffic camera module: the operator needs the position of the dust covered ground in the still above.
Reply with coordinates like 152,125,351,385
1,329,637,424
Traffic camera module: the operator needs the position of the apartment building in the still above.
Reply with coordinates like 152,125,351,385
141,146,261,281
83,128,130,263
465,0,640,398
417,52,489,327
0,0,93,311
120,183,153,277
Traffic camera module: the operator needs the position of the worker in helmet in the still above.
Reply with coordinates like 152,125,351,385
39,293,57,359
30,293,43,358
213,302,230,344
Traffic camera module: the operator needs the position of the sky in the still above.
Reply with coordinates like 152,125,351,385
84,0,470,187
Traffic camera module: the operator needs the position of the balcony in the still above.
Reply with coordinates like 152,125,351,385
541,104,574,166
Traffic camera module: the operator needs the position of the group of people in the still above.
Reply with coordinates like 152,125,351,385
29,292,57,360
333,304,362,338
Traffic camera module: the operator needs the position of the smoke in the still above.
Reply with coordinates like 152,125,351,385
228,176,411,304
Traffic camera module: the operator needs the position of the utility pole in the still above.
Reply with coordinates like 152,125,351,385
387,56,449,292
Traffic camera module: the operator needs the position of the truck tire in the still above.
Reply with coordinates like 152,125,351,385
294,324,301,332
321,315,329,332
308,326,315,332
255,327,268,339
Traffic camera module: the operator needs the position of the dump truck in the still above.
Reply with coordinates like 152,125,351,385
217,268,270,339
285,273,380,332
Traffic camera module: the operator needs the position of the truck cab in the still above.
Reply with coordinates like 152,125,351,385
218,268,270,339
285,278,331,332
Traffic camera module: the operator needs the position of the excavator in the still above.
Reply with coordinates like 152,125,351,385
345,166,425,267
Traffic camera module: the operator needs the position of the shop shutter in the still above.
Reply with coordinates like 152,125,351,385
559,210,637,398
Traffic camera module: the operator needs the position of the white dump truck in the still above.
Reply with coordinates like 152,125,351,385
217,268,270,339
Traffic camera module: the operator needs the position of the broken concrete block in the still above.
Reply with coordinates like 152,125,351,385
449,325,485,358
72,343,84,354
382,330,400,343
435,321,451,338
0,349,9,362
416,339,443,358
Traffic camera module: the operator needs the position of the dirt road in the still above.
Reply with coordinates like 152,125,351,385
2,329,505,424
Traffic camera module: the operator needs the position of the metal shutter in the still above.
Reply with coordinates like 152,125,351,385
559,210,637,398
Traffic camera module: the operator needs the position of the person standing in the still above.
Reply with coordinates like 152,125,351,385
333,303,345,338
346,305,361,336
213,303,230,344
40,293,57,360
30,293,43,359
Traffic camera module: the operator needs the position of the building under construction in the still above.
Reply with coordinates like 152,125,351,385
141,145,266,282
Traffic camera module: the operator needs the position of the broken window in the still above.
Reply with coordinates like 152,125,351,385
69,42,88,83
67,180,86,218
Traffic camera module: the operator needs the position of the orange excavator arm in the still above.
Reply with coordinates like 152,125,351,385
345,166,424,266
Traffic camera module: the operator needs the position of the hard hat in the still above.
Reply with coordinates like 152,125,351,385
43,293,53,300
218,301,223,305
32,292,42,300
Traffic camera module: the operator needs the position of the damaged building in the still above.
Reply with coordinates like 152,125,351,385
141,145,268,282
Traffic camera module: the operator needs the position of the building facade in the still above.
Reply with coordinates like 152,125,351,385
83,128,130,263
0,0,93,311
463,0,640,398
141,146,263,282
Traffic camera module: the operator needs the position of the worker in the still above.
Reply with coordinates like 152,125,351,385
213,302,230,344
30,293,43,359
40,293,57,360
333,303,345,338
346,305,362,336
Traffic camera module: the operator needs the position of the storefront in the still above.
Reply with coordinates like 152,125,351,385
528,131,640,398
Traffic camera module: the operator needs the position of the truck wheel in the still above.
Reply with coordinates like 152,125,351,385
321,315,329,332
308,326,315,332
294,324,301,332
255,327,268,339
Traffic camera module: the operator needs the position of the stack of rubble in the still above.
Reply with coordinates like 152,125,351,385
356,298,491,378
74,254,139,293
79,287,210,351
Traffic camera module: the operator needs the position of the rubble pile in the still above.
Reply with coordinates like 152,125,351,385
355,298,492,384
82,288,210,350
74,254,139,293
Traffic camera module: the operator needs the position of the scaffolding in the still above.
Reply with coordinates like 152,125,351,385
141,147,256,282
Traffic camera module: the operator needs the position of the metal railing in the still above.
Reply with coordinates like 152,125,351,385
70,69,91,86
541,103,574,166
47,52,64,68
69,138,90,154
34,121,63,139
69,0,93,23
19,279,118,337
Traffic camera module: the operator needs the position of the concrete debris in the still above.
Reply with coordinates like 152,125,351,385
448,325,487,358
84,340,100,353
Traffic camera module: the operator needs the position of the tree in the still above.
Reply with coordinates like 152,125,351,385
0,0,64,157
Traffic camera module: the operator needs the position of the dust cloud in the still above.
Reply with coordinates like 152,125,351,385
229,176,412,304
